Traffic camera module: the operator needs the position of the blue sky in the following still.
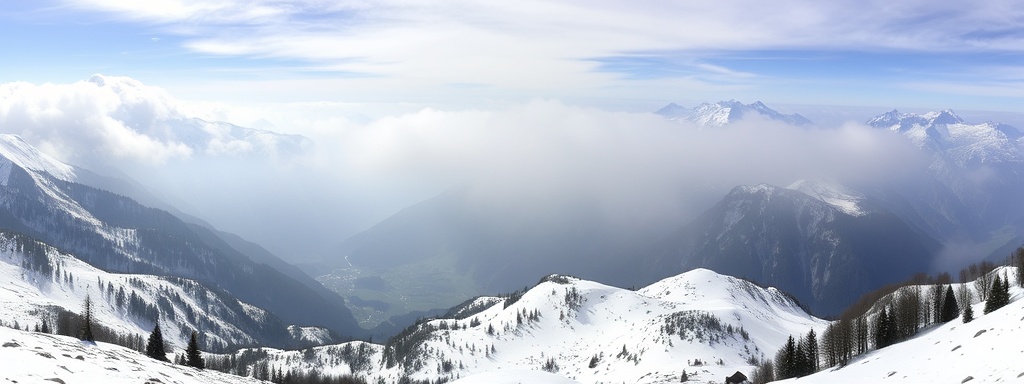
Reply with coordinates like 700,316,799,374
3,1,1024,112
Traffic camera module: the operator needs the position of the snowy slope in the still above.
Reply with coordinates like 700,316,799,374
0,230,319,351
0,134,77,183
787,179,869,217
0,325,264,384
657,100,812,127
233,269,825,384
0,134,362,340
776,267,1023,384
451,370,582,384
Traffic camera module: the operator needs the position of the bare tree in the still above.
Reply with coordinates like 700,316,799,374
956,284,972,311
969,261,996,301
1012,247,1024,288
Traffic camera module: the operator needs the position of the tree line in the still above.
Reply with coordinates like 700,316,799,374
750,248,1021,384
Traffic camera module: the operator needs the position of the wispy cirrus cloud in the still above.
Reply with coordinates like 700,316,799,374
50,0,1024,96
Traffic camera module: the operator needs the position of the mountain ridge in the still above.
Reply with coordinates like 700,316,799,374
656,100,813,127
0,133,365,340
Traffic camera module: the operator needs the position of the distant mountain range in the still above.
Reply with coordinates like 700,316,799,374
865,109,1024,248
656,100,813,127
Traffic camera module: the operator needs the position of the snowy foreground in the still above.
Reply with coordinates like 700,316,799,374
777,280,1024,384
0,325,263,384
4,267,1022,383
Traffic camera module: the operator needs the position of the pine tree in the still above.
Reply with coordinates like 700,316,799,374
776,335,797,380
80,295,94,342
186,331,205,369
805,328,819,374
146,323,169,361
940,286,959,322
962,298,974,323
873,307,889,348
984,274,1009,314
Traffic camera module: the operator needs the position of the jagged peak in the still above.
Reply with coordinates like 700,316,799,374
867,108,966,129
924,109,964,125
658,100,811,127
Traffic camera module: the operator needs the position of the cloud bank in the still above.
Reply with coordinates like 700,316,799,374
0,75,309,166
0,76,928,261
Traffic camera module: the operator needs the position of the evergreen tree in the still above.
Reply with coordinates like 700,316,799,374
984,274,1010,314
940,286,959,322
186,331,205,369
80,295,94,342
793,338,807,377
146,323,169,361
962,298,974,323
873,307,889,348
775,335,797,380
805,328,819,374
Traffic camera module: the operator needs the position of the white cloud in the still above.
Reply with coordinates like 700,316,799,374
0,75,931,261
0,77,192,165
328,100,927,225
0,75,310,165
57,0,1024,99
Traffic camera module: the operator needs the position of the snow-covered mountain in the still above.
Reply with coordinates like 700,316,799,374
867,109,1024,167
219,268,826,383
0,325,266,384
656,100,812,127
0,135,78,182
641,183,938,316
0,133,364,342
0,230,318,351
865,109,1024,249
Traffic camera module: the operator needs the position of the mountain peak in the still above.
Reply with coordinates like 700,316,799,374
924,109,963,125
867,109,965,131
866,108,1024,165
658,100,812,127
654,102,690,118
